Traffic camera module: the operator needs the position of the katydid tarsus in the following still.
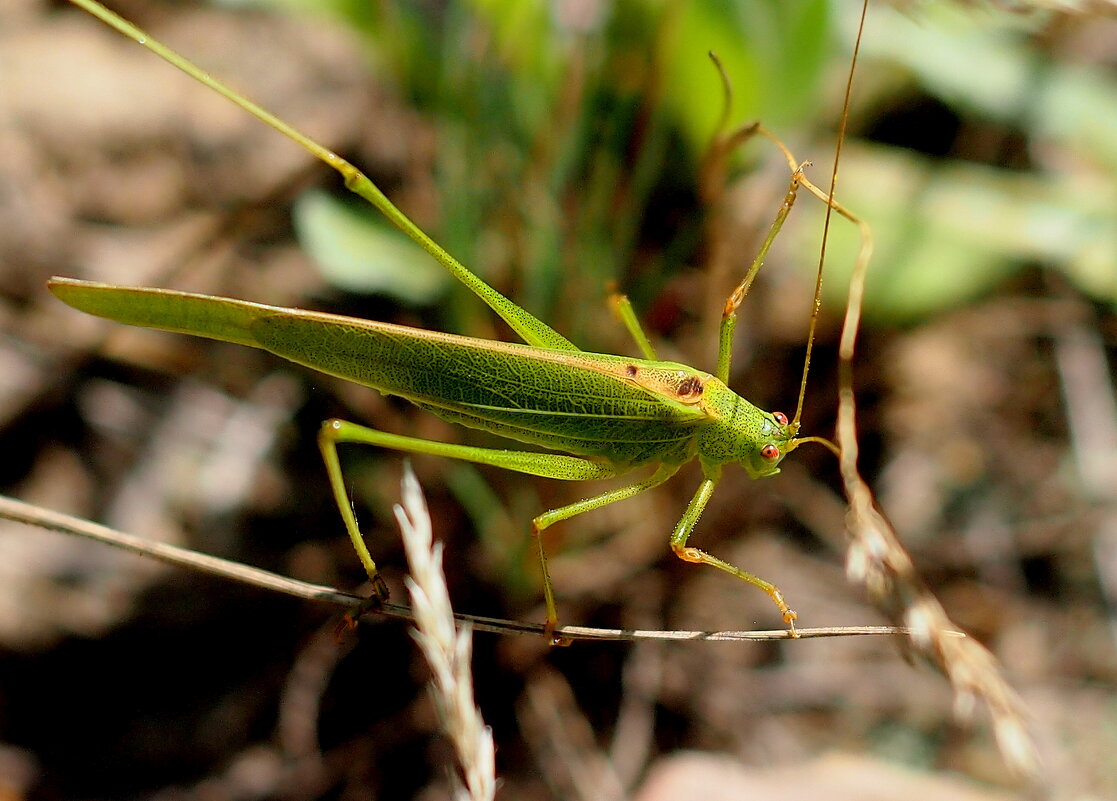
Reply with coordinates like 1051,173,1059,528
50,0,864,639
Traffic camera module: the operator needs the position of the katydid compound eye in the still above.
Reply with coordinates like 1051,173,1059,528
761,444,780,460
773,411,788,426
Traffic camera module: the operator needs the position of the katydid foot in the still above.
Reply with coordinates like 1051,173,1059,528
671,543,800,637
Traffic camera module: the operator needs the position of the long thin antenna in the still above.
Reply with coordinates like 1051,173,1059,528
792,0,869,430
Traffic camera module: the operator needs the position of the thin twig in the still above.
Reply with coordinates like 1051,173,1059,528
827,121,1043,788
0,494,925,643
830,153,1042,784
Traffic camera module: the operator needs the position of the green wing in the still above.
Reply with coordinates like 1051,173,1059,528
49,278,707,465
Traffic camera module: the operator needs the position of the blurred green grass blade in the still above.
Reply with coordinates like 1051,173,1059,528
662,0,831,155
293,190,449,304
864,3,1117,173
794,145,1117,321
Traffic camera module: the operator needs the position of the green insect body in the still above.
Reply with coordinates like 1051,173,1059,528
52,0,834,639
49,280,790,476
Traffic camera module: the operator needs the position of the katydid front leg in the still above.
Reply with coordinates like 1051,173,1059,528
716,166,804,385
674,166,805,635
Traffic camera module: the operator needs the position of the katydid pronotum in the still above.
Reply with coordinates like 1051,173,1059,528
50,0,862,639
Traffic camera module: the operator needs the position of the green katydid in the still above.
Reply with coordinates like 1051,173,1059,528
50,0,848,638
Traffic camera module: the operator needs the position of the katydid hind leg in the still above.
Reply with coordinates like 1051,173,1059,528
668,474,799,635
318,423,389,604
320,420,622,482
317,417,625,621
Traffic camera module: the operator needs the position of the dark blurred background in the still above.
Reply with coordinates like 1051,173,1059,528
1,0,1115,798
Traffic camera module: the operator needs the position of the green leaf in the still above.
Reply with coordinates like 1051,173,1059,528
791,145,1117,321
292,190,449,304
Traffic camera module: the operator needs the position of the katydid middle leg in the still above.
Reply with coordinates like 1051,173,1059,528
668,465,798,634
608,292,660,361
530,463,681,635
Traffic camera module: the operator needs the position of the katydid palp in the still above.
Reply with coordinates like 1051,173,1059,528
50,0,852,638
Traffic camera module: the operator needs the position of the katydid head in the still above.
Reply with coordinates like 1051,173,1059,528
697,383,802,478
738,409,840,479
739,410,797,480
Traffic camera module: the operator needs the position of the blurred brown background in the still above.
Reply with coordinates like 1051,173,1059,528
1,0,1115,798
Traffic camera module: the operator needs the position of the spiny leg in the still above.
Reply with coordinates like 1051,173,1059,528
531,463,681,638
318,418,622,625
668,469,798,635
319,426,386,604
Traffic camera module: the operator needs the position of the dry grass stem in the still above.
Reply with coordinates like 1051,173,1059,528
394,464,496,801
834,201,1042,781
